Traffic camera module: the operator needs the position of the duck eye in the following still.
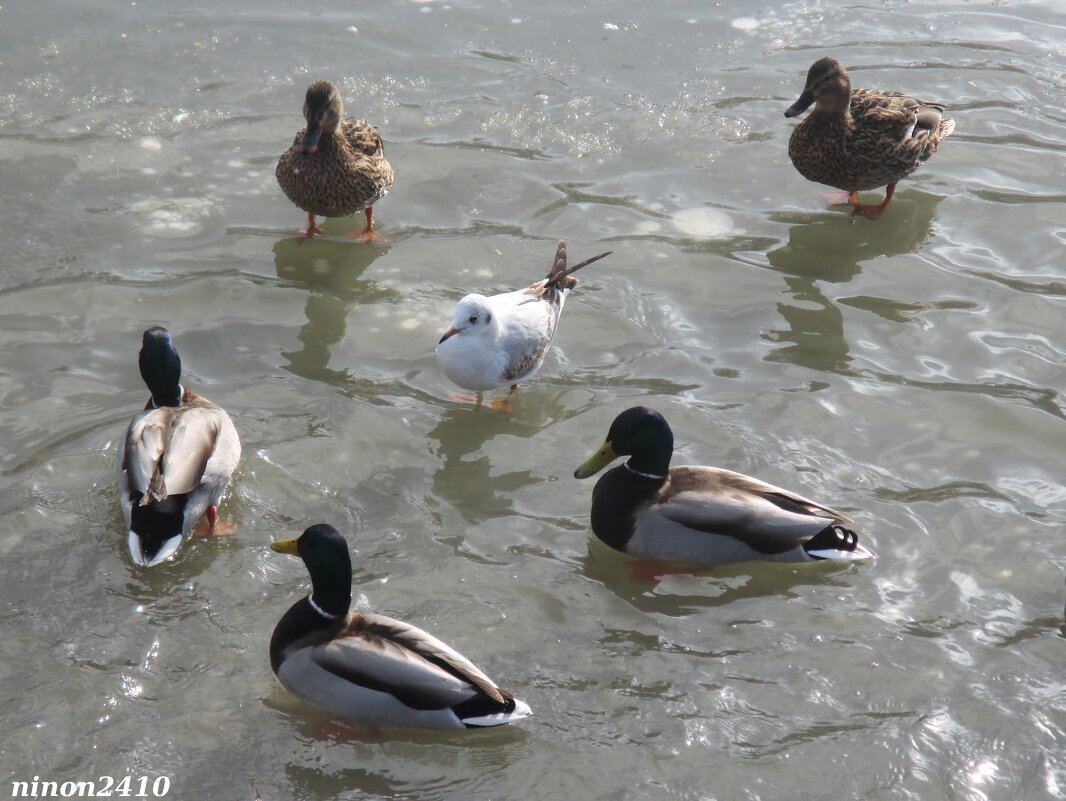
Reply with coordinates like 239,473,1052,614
468,315,479,324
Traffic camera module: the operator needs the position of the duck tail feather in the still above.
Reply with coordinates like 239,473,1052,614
142,459,168,505
460,696,532,728
803,524,874,561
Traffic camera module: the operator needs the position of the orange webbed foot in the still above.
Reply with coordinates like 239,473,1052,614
487,397,514,414
845,183,895,220
196,521,238,538
627,558,716,581
345,206,387,244
823,190,860,207
193,504,237,538
345,227,388,245
297,211,327,241
445,390,482,408
443,390,513,412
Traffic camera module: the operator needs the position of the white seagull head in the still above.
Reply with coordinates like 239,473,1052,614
438,294,497,345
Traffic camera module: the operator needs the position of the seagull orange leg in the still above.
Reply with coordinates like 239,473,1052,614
444,390,483,408
488,384,518,413
346,206,387,244
488,397,514,413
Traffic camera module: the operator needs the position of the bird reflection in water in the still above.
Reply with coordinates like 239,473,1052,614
427,397,575,529
762,189,943,376
580,537,865,618
272,237,396,390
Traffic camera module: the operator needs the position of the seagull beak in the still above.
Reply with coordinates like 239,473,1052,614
784,89,815,118
270,538,300,555
438,326,460,345
574,442,618,479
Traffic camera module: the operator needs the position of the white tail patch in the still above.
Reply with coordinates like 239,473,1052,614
463,697,532,728
806,542,875,562
128,531,183,567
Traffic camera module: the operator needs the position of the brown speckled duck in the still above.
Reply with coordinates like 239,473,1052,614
276,80,394,242
784,57,955,220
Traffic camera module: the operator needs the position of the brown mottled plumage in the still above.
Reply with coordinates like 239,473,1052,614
784,57,955,219
276,80,394,241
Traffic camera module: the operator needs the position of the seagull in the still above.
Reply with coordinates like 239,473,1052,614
436,241,611,396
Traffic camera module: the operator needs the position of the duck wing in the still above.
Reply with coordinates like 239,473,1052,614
308,613,507,710
850,89,953,159
122,399,234,502
340,119,386,158
654,466,852,553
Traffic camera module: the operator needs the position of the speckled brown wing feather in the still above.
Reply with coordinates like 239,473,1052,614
851,89,950,165
502,334,551,381
342,119,387,158
276,120,394,218
788,89,954,192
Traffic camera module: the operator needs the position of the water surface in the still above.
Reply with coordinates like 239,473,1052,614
1,1,1065,799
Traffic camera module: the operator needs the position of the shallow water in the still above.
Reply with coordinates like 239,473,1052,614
1,1,1065,799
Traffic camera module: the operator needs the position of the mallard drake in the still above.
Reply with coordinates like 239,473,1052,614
436,240,611,394
784,56,955,219
116,327,241,567
276,79,394,242
573,407,873,566
269,524,532,730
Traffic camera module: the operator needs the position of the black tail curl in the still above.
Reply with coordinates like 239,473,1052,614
804,524,861,558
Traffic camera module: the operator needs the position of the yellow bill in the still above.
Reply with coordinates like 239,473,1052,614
270,538,300,555
574,442,618,479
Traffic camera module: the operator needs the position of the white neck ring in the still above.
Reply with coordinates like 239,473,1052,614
624,462,667,481
308,595,341,620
